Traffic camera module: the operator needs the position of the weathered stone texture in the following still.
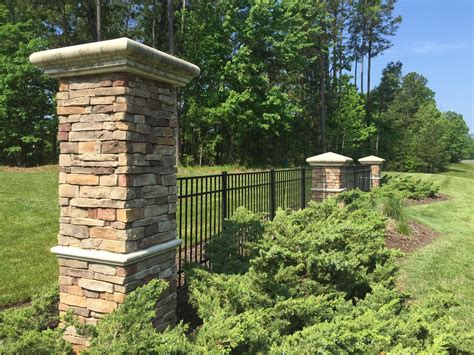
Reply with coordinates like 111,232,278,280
311,166,346,202
57,250,176,328
56,74,179,338
370,164,381,187
57,74,177,253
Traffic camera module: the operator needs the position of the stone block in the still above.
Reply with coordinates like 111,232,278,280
90,227,117,240
68,268,94,279
61,142,78,154
94,87,129,96
78,278,114,293
67,174,99,186
60,293,87,308
89,263,117,276
58,106,85,115
78,141,96,153
86,298,117,313
116,208,144,223
59,184,79,198
60,223,89,239
58,258,88,269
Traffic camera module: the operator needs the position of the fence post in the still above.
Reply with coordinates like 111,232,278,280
306,152,353,202
358,155,385,189
270,169,276,219
30,38,199,349
221,171,228,225
300,168,306,209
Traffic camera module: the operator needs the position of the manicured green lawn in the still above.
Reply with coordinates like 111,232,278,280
0,166,59,306
394,161,474,350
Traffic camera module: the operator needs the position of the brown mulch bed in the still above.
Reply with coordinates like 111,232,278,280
386,194,448,253
405,193,449,206
385,220,441,253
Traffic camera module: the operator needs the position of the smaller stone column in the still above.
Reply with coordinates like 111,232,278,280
306,152,353,202
358,155,385,188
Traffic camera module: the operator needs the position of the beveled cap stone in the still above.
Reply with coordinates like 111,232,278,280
29,37,200,87
358,155,385,165
306,152,353,166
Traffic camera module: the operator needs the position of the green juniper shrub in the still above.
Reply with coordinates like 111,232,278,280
380,174,439,199
85,279,190,354
0,285,71,354
1,198,467,353
204,207,265,275
183,201,464,353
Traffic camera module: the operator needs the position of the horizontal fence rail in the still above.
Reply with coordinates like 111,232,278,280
344,165,371,192
176,167,312,285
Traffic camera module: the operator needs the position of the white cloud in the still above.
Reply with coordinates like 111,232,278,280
410,40,472,54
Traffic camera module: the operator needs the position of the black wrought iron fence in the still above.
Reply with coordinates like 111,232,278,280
344,165,371,192
176,167,312,284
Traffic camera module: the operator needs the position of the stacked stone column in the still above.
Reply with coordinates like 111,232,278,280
358,155,385,188
306,152,353,202
30,38,199,347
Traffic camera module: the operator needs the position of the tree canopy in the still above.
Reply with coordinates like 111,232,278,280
0,0,471,169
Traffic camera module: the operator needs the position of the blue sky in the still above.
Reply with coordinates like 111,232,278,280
370,0,473,133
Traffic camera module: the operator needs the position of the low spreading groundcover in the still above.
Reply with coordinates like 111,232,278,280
1,178,470,353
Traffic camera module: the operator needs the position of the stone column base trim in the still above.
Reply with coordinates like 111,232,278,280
51,239,182,266
371,177,382,180
311,188,347,193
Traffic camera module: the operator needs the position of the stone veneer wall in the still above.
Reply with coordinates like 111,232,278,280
370,164,381,188
311,167,346,202
56,73,179,343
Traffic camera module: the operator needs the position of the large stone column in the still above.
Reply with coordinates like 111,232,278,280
30,38,199,347
358,155,385,188
306,152,353,202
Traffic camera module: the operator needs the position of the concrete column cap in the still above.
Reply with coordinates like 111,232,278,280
30,37,200,87
358,155,385,165
306,152,353,167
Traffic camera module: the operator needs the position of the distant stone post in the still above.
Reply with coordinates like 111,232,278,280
306,152,353,202
358,155,385,188
30,38,199,348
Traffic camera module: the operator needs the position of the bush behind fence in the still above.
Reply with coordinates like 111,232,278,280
176,165,371,284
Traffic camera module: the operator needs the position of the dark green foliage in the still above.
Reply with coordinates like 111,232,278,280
0,8,57,166
85,279,190,354
205,207,265,274
338,175,439,235
1,2,471,169
380,174,439,200
273,286,460,353
372,65,472,172
0,285,71,354
183,200,463,352
1,197,466,353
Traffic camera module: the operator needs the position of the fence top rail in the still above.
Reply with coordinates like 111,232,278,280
177,167,311,181
345,164,371,171
177,173,223,181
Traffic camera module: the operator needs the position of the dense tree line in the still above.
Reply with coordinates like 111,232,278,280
0,0,471,170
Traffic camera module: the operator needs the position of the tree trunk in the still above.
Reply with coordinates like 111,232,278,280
181,0,186,34
360,53,364,95
320,58,327,153
58,2,70,46
332,5,338,88
354,59,358,90
152,0,157,48
96,0,101,41
167,0,175,54
367,38,372,97
375,127,380,155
